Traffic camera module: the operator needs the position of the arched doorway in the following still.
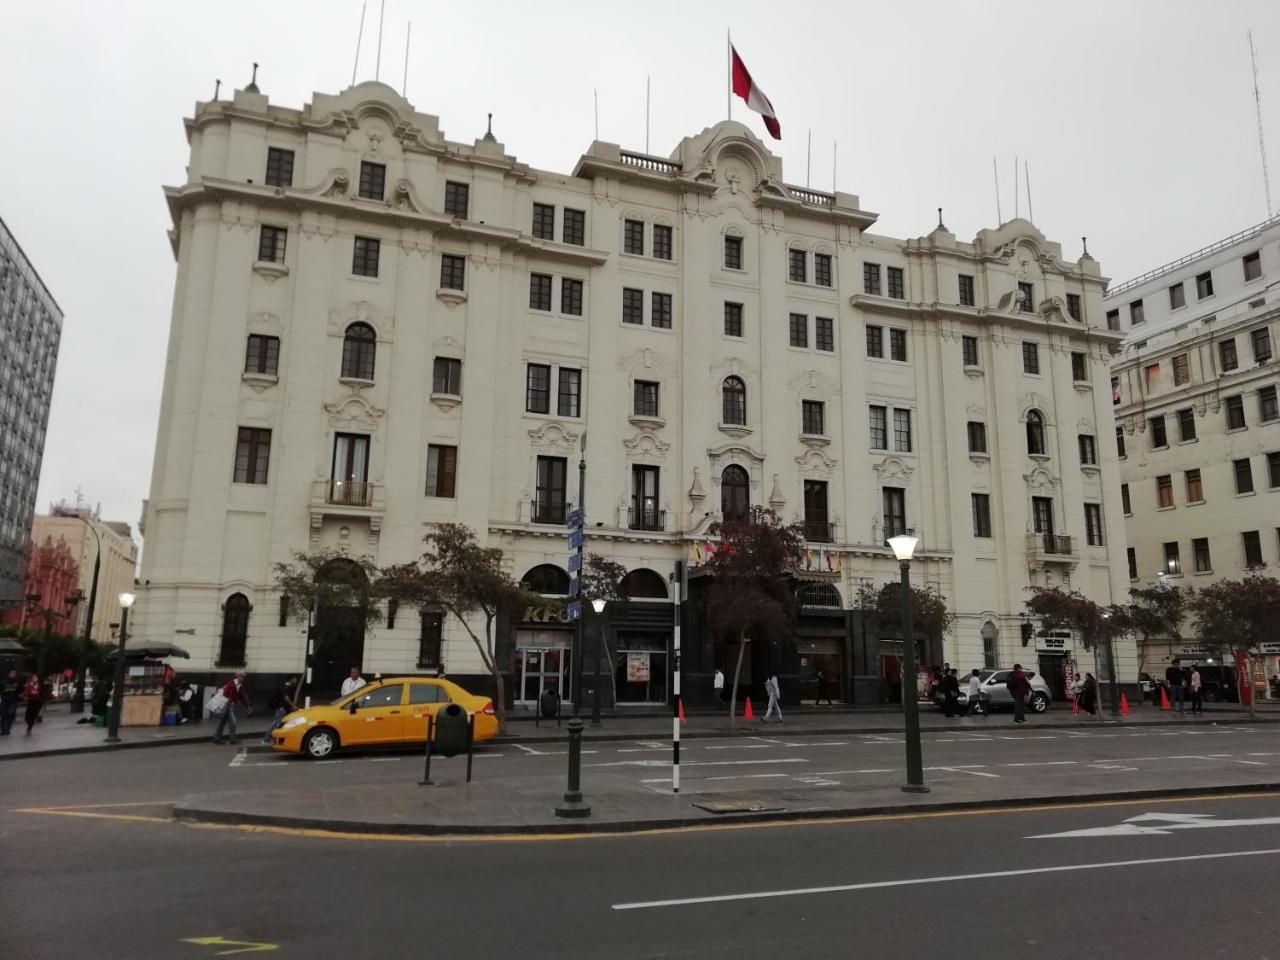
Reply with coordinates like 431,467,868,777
721,465,749,521
515,564,573,704
312,558,370,698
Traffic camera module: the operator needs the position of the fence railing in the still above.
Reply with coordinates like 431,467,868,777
628,506,665,531
619,151,679,174
327,480,372,507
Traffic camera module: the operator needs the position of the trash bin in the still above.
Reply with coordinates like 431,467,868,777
434,703,470,757
539,689,560,720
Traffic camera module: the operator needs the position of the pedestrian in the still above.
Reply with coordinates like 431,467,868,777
261,675,299,744
23,672,44,735
940,668,960,718
212,672,251,745
713,667,725,706
1166,660,1185,714
0,668,20,735
1008,663,1031,723
340,666,366,697
965,668,983,715
1081,673,1098,716
1189,664,1203,715
90,678,111,725
815,668,834,706
762,672,783,722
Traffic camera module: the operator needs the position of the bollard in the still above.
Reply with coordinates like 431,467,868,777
554,716,591,818
466,714,475,783
419,714,435,786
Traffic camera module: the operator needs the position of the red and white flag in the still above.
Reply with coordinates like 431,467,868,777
731,45,781,140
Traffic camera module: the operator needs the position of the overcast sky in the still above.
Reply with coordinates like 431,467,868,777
4,0,1279,531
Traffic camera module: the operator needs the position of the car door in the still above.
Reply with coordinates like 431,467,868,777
404,680,449,744
340,683,406,746
985,671,1012,706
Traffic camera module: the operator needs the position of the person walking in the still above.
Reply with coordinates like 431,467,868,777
965,669,983,716
1189,664,1203,715
0,668,21,735
814,668,834,706
939,668,960,718
261,675,299,744
212,672,251,745
713,667,725,706
1009,663,1031,723
90,678,111,725
1081,673,1098,716
762,672,783,722
22,672,44,735
340,667,366,697
1166,660,1185,714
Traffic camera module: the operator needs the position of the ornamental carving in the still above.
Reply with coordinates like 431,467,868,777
788,369,837,400
795,448,838,478
618,346,672,375
528,421,580,454
622,431,670,459
872,456,914,483
324,391,385,430
392,179,428,214
1022,464,1059,492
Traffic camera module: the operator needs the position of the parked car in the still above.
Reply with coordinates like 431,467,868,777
934,668,1053,714
270,676,498,759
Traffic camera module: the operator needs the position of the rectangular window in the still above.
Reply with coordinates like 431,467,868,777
425,445,458,498
233,427,271,484
431,357,462,395
1157,475,1174,508
1172,353,1190,385
959,274,975,307
889,328,908,362
1117,425,1126,458
1127,547,1138,580
1085,503,1104,546
1269,451,1280,488
1129,299,1145,326
651,292,672,328
444,181,469,219
724,302,744,337
1226,394,1246,430
1177,407,1197,442
1022,341,1040,374
865,325,883,358
863,262,881,295
883,487,907,539
534,456,568,524
1164,541,1182,576
1186,468,1203,503
257,224,287,263
1252,327,1273,363
418,611,444,668
1244,530,1264,568
724,235,743,270
972,494,992,538
1196,271,1214,300
1066,293,1081,320
804,480,830,541
1121,483,1132,515
869,405,888,450
532,203,555,240
1150,415,1168,448
887,266,905,300
652,224,673,261
631,465,661,531
815,317,834,352
1191,537,1211,572
967,421,987,454
789,248,807,282
1018,282,1035,312
244,334,280,376
633,380,659,417
562,208,585,246
358,161,386,200
1106,309,1121,331
1235,457,1255,494
1072,351,1087,382
1244,250,1262,282
352,236,380,277
814,253,833,287
1112,376,1122,405
893,408,913,452
561,277,584,316
439,254,466,291
1167,282,1185,310
790,313,808,348
622,287,644,325
525,363,551,414
264,147,294,187
557,368,581,418
962,335,979,367
802,400,825,435
623,219,645,255
1145,362,1161,388
1219,338,1238,371
1030,496,1052,536
529,273,552,311
1078,434,1097,466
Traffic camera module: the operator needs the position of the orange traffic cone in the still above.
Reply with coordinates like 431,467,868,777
743,697,755,720
678,698,686,724
1120,693,1130,716
1160,686,1171,711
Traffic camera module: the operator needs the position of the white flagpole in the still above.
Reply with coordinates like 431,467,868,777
727,30,732,121
833,141,837,193
402,21,411,97
594,87,599,141
351,1,366,86
374,0,386,81
646,75,651,153
993,157,1002,223
1013,153,1019,219
806,129,812,188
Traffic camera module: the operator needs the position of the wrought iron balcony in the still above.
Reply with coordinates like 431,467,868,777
327,480,373,507
531,498,567,525
1041,534,1073,556
805,520,835,543
628,506,665,532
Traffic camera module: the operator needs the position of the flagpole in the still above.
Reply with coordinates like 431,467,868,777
806,129,812,188
833,141,837,193
646,75,651,154
727,30,732,121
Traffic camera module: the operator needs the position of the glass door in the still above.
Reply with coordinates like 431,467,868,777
519,647,572,703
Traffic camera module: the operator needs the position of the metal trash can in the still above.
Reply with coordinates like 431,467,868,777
434,703,470,757
539,689,560,720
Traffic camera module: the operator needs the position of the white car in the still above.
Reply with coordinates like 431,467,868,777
935,669,1053,714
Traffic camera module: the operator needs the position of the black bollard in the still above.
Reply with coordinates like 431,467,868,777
554,716,591,818
419,714,435,786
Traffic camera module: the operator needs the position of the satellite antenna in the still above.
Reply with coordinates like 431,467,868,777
1249,30,1274,217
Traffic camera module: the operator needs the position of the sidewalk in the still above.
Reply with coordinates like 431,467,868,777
0,710,270,761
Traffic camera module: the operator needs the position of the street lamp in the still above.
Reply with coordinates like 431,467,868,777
556,433,591,819
104,592,135,744
590,597,607,726
887,534,928,793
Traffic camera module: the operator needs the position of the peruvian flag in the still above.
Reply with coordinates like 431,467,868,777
731,45,781,140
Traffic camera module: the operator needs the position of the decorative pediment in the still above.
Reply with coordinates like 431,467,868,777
329,300,392,337
872,456,914,483
304,168,350,199
528,421,580,454
324,391,385,429
788,369,837,400
618,346,672,375
391,178,429,214
1077,416,1095,433
1022,464,1059,491
707,442,765,466
622,430,670,459
1019,394,1051,422
966,402,985,419
796,448,838,477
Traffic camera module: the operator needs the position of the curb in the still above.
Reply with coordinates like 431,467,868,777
172,781,1280,838
0,727,272,762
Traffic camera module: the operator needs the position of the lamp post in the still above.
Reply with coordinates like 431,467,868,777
105,592,135,744
590,597,607,726
72,519,102,714
887,535,928,793
556,434,591,818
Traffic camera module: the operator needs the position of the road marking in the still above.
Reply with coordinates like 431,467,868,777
1030,811,1280,838
182,936,279,955
587,758,807,769
366,757,402,762
610,848,1280,910
1007,761,1078,767
1167,754,1265,766
929,765,1000,778
514,744,547,755
640,773,790,784
702,744,772,751
750,736,788,745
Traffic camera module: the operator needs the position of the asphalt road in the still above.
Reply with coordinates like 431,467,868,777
7,727,1280,959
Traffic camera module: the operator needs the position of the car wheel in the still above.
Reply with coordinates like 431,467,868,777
1030,692,1049,713
303,727,338,759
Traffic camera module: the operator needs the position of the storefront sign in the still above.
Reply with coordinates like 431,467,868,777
1259,642,1280,655
627,653,650,683
523,604,571,624
1237,650,1253,706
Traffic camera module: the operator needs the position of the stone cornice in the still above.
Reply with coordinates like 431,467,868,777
851,294,1126,346
1111,301,1280,372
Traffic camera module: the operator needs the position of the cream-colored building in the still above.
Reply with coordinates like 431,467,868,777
33,504,139,643
136,79,1131,706
1107,216,1280,683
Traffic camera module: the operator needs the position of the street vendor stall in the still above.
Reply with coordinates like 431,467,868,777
107,642,190,726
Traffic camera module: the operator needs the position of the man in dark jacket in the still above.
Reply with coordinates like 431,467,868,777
0,668,21,735
1009,664,1032,723
1166,660,1185,713
940,669,960,718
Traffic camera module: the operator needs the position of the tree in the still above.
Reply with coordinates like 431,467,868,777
579,553,629,711
272,549,383,625
704,506,805,727
1122,581,1186,673
851,580,955,661
1188,575,1280,657
1025,585,1128,713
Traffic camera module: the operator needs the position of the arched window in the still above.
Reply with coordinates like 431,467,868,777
721,465,750,522
622,568,669,599
341,322,377,380
722,376,746,425
218,593,250,667
797,581,842,608
981,620,999,669
522,564,570,596
1026,409,1045,456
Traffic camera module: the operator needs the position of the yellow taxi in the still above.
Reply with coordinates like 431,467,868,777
270,676,498,759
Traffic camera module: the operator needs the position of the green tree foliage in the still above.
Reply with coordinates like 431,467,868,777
1188,575,1280,655
1025,585,1124,651
272,549,383,625
851,581,955,645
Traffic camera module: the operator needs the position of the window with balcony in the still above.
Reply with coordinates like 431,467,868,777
358,161,386,200
1078,434,1097,466
431,357,462,396
233,427,271,484
532,202,555,240
893,408,912,452
967,420,987,454
1169,282,1185,309
633,380,659,417
439,254,466,291
218,593,250,667
534,456,567,523
863,262,881,295
443,181,469,219
1026,410,1045,455
563,208,585,246
425,445,457,498
1244,530,1264,568
800,480,832,543
789,248,807,283
257,225,286,263
1156,475,1174,508
244,334,279,376
972,493,992,538
1193,537,1212,573
721,465,749,521
352,236,380,277
557,368,581,418
724,302,743,337
1235,457,1255,495
631,465,661,530
622,287,644,325
624,219,645,255
1032,497,1055,536
529,273,553,311
264,147,294,187
525,363,551,414
722,377,746,425
1219,338,1239,371
962,335,979,367
883,487,907,540
1164,541,1182,576
1150,414,1168,448
869,405,888,450
959,274,975,307
1226,394,1246,430
815,253,833,287
802,400,825,435
724,234,743,270
341,322,376,380
330,433,370,504
1186,468,1203,503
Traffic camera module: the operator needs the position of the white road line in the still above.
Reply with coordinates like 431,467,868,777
513,744,547,755
811,768,895,776
1006,761,1078,767
750,736,788,745
367,757,402,762
929,765,1000,778
703,744,773,751
1168,754,1265,766
588,758,807,769
611,848,1280,911
640,773,790,785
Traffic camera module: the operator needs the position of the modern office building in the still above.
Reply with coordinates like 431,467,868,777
0,216,63,610
136,79,1131,705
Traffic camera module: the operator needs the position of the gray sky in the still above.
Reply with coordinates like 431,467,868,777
4,0,1279,529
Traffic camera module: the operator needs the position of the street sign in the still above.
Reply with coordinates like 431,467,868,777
566,508,584,528
566,600,581,621
567,553,582,574
568,575,580,597
569,529,584,550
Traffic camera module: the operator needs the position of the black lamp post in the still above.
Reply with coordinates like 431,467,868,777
590,598,607,726
888,535,928,793
556,435,590,818
105,591,135,744
72,521,102,714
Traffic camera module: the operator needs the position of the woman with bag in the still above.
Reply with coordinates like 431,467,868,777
211,672,251,745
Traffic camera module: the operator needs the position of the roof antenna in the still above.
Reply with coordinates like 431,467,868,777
1081,236,1091,258
1024,159,1034,223
213,79,221,101
937,207,946,230
402,21,411,97
351,1,366,85
992,157,1002,223
1249,30,1274,218
483,112,496,143
246,62,259,93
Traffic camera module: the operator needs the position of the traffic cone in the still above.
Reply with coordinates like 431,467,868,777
1160,686,1171,711
678,698,686,724
1120,693,1130,716
743,697,755,720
